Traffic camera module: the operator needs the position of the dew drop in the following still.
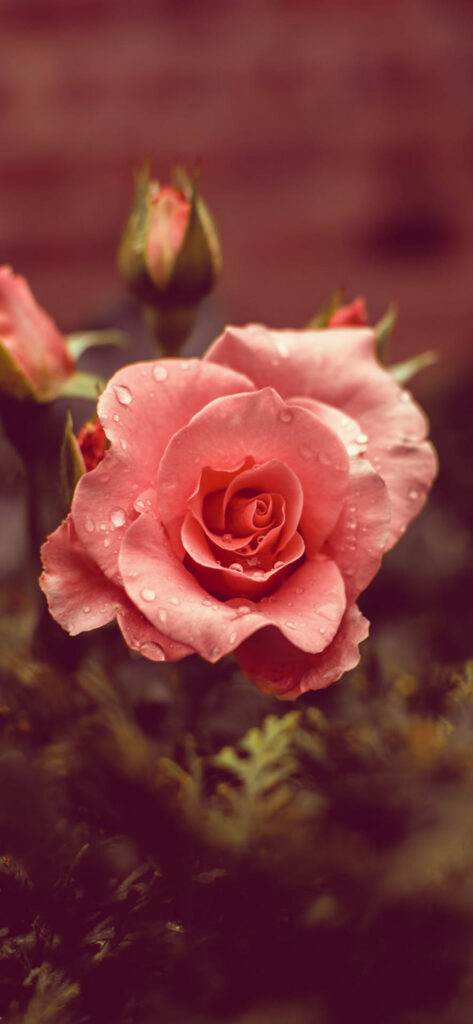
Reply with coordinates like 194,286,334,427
85,516,94,533
111,507,126,527
153,364,168,382
113,414,120,423
229,563,244,573
275,338,289,357
169,597,180,606
237,605,251,615
100,523,107,531
140,641,165,661
82,605,91,614
180,360,192,370
120,438,128,451
141,588,156,602
274,561,284,569
158,608,168,622
356,433,368,445
399,391,410,403
104,538,111,548
211,646,220,659
319,626,326,635
409,488,419,500
114,384,132,406
222,533,232,543
279,408,293,423
202,598,213,606
285,621,296,629
228,631,238,644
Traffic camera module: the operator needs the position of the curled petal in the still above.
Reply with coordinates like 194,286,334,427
235,605,369,700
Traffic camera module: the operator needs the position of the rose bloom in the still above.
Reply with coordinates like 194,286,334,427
40,325,437,699
0,266,75,400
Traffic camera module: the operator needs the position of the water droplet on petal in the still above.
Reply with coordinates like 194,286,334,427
285,621,296,629
409,488,419,500
357,432,368,445
275,338,289,357
82,605,91,614
319,626,326,635
399,391,410,403
211,646,220,659
222,533,232,543
113,414,120,423
153,364,168,382
228,631,238,644
180,360,191,370
279,408,293,423
169,597,180,606
274,561,284,569
120,438,128,451
229,563,244,573
140,641,165,661
104,538,110,548
202,598,213,606
114,384,132,405
141,588,156,602
158,608,167,622
111,508,126,527
85,517,94,533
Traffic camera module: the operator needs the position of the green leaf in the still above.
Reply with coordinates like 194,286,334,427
307,287,343,329
60,410,85,507
66,329,128,361
57,371,105,401
390,349,438,385
374,302,398,363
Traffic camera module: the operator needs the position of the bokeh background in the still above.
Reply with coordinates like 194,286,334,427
1,0,472,367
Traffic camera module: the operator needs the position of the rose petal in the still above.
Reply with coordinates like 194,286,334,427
205,325,437,548
235,605,369,700
39,516,121,635
72,358,255,583
157,388,349,560
326,459,391,601
116,603,193,662
181,513,305,599
120,512,344,658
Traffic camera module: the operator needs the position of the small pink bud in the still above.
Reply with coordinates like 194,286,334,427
328,297,368,328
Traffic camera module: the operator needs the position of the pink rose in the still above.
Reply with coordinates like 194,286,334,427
39,325,437,699
0,266,75,401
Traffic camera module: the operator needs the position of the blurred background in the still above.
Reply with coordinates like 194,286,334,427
0,0,472,367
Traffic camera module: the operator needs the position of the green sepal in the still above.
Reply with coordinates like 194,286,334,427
166,167,222,306
374,302,398,363
60,409,85,507
307,287,343,329
0,339,36,400
390,349,438,385
66,329,128,361
57,371,105,401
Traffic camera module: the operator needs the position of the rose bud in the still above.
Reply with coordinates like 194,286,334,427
77,417,107,472
328,297,368,328
118,166,222,351
0,266,75,401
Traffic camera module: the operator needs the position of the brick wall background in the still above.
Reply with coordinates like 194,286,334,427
0,0,472,364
